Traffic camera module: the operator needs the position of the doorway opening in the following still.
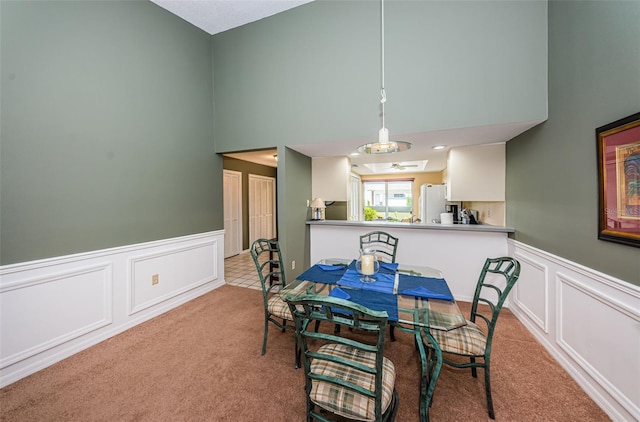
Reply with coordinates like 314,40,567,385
222,148,278,258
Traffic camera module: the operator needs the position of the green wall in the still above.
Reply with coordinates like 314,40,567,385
6,0,635,289
223,157,277,250
211,0,547,152
210,0,547,277
0,1,221,265
507,1,640,285
279,147,312,282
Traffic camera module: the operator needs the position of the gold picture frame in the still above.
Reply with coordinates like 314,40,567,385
596,112,640,247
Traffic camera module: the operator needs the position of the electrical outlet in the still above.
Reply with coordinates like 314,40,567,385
291,260,296,270
152,274,159,285
487,209,492,218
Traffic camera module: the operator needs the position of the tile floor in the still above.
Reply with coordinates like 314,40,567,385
224,252,262,290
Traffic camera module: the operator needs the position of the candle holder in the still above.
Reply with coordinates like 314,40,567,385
355,249,379,282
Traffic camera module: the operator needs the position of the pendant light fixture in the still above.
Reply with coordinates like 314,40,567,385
357,0,411,155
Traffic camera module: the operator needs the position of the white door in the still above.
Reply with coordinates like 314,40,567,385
248,174,276,245
349,173,362,221
223,170,242,258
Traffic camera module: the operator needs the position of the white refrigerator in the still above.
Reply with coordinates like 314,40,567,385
418,184,446,223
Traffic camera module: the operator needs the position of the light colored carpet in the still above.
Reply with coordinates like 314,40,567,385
0,285,609,421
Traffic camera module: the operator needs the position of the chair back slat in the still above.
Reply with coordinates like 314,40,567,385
359,231,399,263
473,312,492,328
250,238,286,302
470,257,521,340
249,238,297,363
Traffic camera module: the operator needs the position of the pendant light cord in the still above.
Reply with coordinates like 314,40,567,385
357,0,412,154
380,0,386,130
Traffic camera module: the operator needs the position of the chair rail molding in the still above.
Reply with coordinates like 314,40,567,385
508,239,640,422
0,231,225,388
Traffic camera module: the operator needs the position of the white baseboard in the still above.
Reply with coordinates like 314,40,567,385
508,240,640,422
0,231,226,388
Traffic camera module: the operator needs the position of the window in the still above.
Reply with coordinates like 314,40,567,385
363,180,413,221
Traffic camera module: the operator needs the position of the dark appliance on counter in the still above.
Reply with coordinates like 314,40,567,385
445,204,459,223
461,208,479,224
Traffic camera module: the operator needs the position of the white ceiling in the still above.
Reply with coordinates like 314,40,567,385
289,120,543,174
225,149,278,168
152,0,544,175
224,119,542,175
151,0,314,35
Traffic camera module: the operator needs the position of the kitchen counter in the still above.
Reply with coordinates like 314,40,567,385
307,219,515,234
307,220,515,302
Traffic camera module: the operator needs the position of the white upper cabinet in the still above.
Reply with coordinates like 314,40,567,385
446,144,505,201
312,157,351,201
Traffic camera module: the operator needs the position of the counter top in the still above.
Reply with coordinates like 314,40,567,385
307,219,515,234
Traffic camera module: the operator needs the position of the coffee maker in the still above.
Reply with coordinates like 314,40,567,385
445,204,459,223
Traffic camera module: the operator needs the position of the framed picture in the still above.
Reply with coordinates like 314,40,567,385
596,112,640,247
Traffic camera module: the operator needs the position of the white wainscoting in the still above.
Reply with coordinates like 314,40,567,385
0,231,225,388
508,240,640,422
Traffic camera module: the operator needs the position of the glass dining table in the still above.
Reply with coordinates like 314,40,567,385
279,257,466,422
279,258,467,332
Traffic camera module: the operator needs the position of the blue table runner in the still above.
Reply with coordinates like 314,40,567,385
328,287,399,321
297,261,453,302
297,260,398,286
344,260,398,274
337,270,395,293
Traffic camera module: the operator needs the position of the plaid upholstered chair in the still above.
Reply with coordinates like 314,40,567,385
422,257,521,419
249,238,297,366
286,294,399,422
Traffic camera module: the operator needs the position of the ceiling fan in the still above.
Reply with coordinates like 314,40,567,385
389,162,419,171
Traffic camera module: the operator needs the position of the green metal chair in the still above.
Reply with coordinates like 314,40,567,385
421,257,521,419
249,238,297,365
387,308,442,422
359,231,399,341
418,329,442,422
359,231,399,264
286,294,399,422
